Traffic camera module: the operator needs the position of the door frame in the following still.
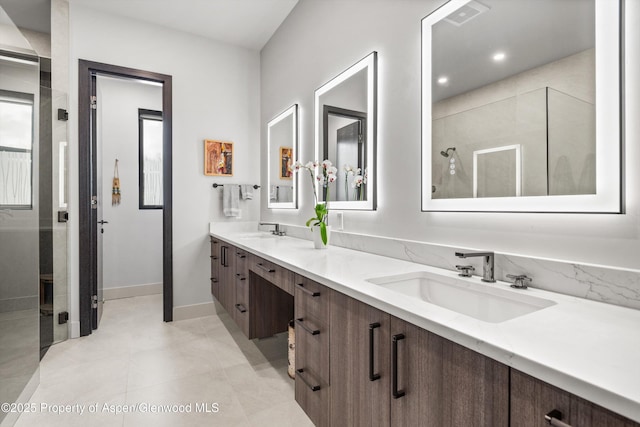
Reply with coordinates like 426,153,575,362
78,60,173,335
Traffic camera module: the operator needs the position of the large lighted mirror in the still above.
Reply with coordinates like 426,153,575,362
315,52,377,210
422,0,622,212
267,104,298,209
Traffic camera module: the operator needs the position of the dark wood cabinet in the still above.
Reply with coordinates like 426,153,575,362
233,247,249,336
511,370,640,427
219,243,235,314
251,254,294,295
294,275,331,427
209,238,293,340
388,316,509,427
208,235,638,427
329,292,391,426
210,237,220,300
249,269,294,339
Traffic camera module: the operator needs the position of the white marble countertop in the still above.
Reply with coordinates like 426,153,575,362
209,222,640,423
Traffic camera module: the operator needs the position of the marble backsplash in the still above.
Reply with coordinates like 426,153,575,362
276,224,640,311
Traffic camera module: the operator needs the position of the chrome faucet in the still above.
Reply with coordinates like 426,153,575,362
455,251,495,283
259,222,284,236
507,274,532,289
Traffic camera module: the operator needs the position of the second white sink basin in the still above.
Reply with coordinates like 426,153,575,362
237,231,278,240
367,271,555,323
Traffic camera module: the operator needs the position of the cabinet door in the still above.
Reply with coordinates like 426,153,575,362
389,317,508,427
210,238,221,300
220,244,236,313
330,292,391,427
511,370,640,427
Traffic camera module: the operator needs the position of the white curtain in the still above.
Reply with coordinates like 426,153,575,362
0,150,31,206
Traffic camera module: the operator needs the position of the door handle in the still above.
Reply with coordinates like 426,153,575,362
98,220,109,224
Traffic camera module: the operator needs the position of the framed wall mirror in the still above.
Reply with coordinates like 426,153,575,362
315,52,377,210
421,0,623,213
267,104,298,209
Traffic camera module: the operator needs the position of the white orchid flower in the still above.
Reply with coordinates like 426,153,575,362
304,161,315,169
327,173,337,183
321,159,333,169
327,166,338,175
352,175,364,188
293,161,304,171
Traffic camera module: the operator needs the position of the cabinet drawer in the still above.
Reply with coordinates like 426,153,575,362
234,275,249,337
234,249,248,274
294,275,329,321
251,255,294,295
511,370,640,427
295,314,330,427
210,237,219,255
210,277,219,299
294,314,329,382
295,368,329,427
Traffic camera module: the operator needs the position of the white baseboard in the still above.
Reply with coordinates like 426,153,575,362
69,320,80,339
103,282,163,300
173,301,216,321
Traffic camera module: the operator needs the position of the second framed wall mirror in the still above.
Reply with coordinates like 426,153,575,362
267,104,298,209
315,52,377,210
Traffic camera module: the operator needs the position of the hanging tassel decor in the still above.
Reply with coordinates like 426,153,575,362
112,159,121,206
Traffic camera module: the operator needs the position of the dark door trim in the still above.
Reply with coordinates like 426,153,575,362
78,59,173,336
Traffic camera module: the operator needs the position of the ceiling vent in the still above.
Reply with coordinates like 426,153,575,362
444,1,490,27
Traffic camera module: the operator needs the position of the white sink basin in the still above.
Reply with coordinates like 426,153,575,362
237,231,278,240
367,271,556,323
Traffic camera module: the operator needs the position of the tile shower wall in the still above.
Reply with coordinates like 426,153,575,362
432,49,595,199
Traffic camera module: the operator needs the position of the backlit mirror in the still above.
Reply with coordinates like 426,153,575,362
267,104,298,209
315,52,377,210
422,0,622,212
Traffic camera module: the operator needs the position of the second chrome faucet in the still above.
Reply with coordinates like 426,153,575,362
455,251,495,283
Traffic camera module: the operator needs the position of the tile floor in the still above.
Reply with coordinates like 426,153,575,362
15,294,313,427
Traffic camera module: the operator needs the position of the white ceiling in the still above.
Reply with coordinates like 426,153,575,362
70,0,298,50
0,0,51,34
432,0,595,101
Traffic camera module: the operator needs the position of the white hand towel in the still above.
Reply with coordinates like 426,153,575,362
223,184,240,217
240,185,254,200
269,185,277,201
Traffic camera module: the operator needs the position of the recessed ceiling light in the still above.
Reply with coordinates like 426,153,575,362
437,76,449,85
493,52,506,62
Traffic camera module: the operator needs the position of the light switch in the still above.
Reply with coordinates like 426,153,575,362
334,212,344,231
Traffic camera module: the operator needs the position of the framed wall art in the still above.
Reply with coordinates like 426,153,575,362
204,139,233,176
280,146,293,179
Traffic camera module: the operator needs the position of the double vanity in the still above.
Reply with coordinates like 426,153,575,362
209,223,640,427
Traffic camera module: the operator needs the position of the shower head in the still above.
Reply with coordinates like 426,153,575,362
440,147,456,157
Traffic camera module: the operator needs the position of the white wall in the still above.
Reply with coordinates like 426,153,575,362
68,4,261,331
260,0,640,271
97,76,163,290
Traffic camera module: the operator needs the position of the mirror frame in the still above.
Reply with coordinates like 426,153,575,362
315,51,377,210
421,0,623,213
267,103,298,209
